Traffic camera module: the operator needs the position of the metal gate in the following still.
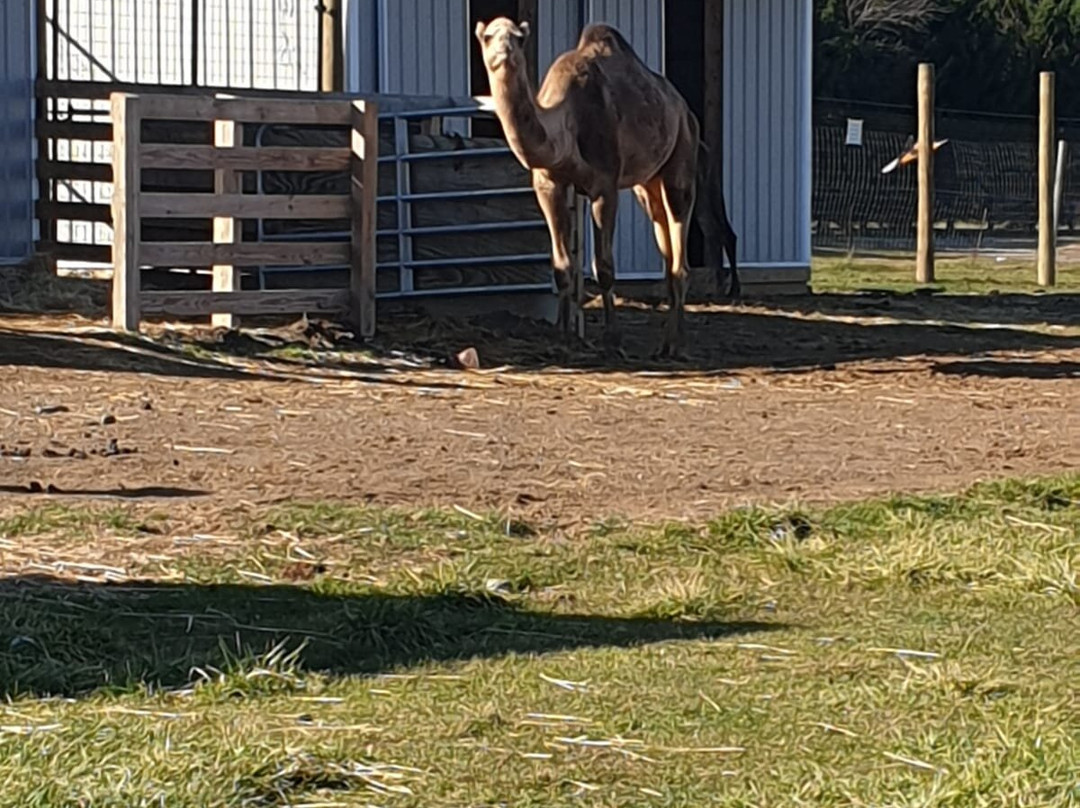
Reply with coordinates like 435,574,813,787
37,0,323,268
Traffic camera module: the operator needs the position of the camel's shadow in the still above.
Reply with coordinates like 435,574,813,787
0,575,781,699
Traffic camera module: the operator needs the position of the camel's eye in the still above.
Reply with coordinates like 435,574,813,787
483,33,494,44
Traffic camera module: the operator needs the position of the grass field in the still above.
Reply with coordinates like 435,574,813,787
811,254,1080,295
2,476,1077,807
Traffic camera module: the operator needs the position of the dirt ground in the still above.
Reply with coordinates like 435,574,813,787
2,290,1080,531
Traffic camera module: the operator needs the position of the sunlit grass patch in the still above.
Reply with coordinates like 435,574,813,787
0,474,1077,806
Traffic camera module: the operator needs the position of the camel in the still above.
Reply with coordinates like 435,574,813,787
475,16,739,359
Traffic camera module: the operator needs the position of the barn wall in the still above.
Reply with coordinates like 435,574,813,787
345,0,378,92
723,0,812,272
535,0,581,76
376,0,468,96
0,0,34,265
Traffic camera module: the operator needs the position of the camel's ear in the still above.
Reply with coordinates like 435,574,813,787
475,21,487,41
516,21,531,41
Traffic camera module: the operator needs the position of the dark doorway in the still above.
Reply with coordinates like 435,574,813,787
664,0,707,267
469,0,538,138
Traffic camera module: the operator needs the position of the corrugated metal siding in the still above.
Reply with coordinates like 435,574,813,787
723,0,811,268
585,0,665,279
0,0,34,265
345,0,378,92
377,0,468,96
536,0,581,76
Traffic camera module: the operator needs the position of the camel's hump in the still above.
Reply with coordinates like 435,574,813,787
576,22,637,56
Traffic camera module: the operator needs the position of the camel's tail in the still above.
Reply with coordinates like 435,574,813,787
694,142,740,299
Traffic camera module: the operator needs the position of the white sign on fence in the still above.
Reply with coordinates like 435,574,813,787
845,118,864,147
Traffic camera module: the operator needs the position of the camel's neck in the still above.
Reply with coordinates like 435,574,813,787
488,67,560,169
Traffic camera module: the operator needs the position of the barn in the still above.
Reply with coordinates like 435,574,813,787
1,0,812,299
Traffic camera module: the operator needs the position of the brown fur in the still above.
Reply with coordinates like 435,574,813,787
475,17,738,359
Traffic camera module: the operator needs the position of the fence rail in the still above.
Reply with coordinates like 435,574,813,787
109,91,378,334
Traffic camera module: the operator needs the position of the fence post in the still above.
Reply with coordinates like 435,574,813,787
1038,71,1057,288
569,189,586,340
350,98,379,338
211,119,241,329
110,92,141,332
916,63,935,284
320,0,344,93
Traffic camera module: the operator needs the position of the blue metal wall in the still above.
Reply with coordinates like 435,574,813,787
0,0,35,265
724,0,812,272
375,0,468,96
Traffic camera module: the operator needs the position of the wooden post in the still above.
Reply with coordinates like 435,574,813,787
350,98,379,337
110,92,141,331
1038,71,1057,288
703,0,724,275
211,119,241,329
1054,139,1068,237
916,63,935,284
320,0,344,93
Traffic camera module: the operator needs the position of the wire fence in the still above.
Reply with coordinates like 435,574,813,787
812,97,1080,259
47,0,321,89
40,0,322,264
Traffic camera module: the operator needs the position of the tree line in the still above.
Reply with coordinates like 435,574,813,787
815,0,1080,117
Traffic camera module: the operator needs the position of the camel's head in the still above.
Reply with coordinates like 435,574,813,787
475,17,530,73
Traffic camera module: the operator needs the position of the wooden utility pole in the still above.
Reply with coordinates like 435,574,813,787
320,0,344,93
916,63,935,284
1038,71,1056,287
702,0,724,275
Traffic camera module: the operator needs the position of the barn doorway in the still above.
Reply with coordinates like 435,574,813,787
468,0,537,138
664,0,707,267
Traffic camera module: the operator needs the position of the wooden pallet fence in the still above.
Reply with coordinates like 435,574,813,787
109,91,379,335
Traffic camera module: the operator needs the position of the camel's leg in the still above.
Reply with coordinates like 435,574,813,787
636,178,682,359
532,172,580,342
657,166,697,360
634,180,673,275
590,190,622,352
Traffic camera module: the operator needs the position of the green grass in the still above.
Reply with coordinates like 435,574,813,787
1,476,1078,806
812,254,1080,295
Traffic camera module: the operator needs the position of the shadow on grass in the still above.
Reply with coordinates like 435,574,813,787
752,290,1080,329
0,576,782,699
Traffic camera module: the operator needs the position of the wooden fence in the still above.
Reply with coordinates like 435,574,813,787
35,79,347,267
109,91,378,334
